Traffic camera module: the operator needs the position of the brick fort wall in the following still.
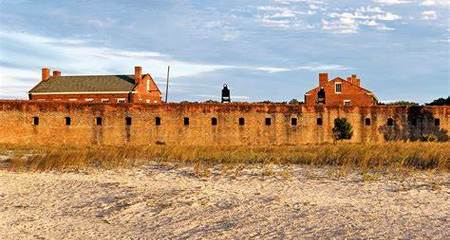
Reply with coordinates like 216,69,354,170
0,100,448,146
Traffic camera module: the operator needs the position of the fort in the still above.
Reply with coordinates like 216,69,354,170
0,100,448,146
0,67,447,146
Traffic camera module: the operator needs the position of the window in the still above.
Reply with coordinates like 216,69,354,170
33,117,39,126
291,118,298,126
335,83,342,93
65,117,71,126
265,118,272,126
96,117,102,126
365,118,371,126
68,98,77,101
155,117,161,126
126,117,132,126
239,117,245,126
317,117,323,126
117,98,126,103
411,118,417,126
211,117,218,126
387,118,394,126
183,117,189,126
146,79,150,92
101,99,109,103
343,100,351,106
434,118,440,126
85,98,94,102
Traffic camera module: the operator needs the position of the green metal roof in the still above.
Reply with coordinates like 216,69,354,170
29,75,138,93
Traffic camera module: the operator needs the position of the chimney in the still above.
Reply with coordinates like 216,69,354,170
53,70,61,77
42,68,50,81
319,73,328,87
351,74,357,82
134,66,142,83
347,77,352,83
355,78,361,86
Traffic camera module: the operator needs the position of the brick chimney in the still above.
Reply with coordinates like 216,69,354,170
134,66,142,83
350,74,361,86
319,73,328,87
42,68,50,81
347,77,352,83
53,70,61,77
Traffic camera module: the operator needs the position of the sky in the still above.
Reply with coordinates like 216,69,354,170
0,0,448,103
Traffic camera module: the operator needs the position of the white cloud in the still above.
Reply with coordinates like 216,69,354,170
420,0,450,6
256,1,320,30
374,0,411,5
246,63,349,73
323,6,401,33
422,10,438,20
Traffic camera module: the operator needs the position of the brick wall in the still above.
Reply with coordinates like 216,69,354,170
0,100,448,146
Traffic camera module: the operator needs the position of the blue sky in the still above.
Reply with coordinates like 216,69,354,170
0,0,448,103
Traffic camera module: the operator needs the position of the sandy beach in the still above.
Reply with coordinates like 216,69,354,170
0,164,448,239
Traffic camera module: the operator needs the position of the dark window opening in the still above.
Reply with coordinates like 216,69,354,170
211,117,217,126
96,117,102,126
365,118,371,126
239,117,245,126
265,118,272,126
411,118,417,126
65,117,71,126
33,117,39,126
434,118,440,126
317,88,325,104
291,118,297,126
317,117,323,126
335,83,342,93
387,118,394,126
126,117,132,126
184,117,189,126
155,117,161,126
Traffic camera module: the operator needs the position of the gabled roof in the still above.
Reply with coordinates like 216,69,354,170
305,77,373,95
29,75,139,93
143,73,162,93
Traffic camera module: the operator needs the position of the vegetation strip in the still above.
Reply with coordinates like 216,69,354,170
0,142,448,172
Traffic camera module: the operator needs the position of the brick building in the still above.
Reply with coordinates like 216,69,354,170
28,66,162,104
304,73,378,107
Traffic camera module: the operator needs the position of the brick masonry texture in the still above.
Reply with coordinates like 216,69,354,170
0,101,448,146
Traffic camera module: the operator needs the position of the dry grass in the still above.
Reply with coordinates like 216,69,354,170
0,142,448,172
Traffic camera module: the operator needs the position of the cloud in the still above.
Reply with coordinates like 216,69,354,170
256,2,319,30
245,63,349,73
323,6,401,33
374,0,411,5
420,0,450,6
422,10,438,20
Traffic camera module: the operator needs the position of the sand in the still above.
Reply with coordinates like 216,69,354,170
0,164,449,239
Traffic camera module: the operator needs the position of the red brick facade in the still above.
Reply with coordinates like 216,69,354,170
304,73,377,107
29,66,162,104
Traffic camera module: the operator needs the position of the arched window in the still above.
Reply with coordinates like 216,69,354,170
387,118,394,126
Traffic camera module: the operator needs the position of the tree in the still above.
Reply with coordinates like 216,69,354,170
288,99,300,104
386,101,419,106
332,118,353,141
426,97,450,106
